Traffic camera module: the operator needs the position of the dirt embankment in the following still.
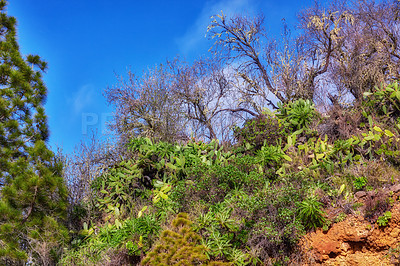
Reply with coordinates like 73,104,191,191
299,186,400,265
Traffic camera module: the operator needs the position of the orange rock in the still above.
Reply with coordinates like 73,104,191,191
299,202,400,265
390,227,400,238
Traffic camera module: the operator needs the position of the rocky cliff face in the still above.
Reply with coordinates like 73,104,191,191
299,187,400,265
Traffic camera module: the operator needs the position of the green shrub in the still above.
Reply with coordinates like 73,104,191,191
92,160,145,219
277,99,317,130
234,114,287,150
377,211,392,227
193,201,250,265
256,144,285,170
297,197,326,229
353,176,368,190
141,213,229,265
363,81,400,122
61,214,161,265
179,157,267,208
226,181,306,262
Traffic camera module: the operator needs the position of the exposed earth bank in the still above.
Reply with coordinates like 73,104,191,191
299,186,400,265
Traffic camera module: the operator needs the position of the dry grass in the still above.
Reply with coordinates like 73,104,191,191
347,160,400,188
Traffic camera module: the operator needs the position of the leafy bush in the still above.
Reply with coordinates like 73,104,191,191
61,214,161,265
224,181,306,262
377,211,392,227
363,81,400,122
277,99,317,130
353,176,368,191
176,155,268,209
234,114,288,150
193,203,246,262
93,160,145,219
297,197,326,229
256,144,286,170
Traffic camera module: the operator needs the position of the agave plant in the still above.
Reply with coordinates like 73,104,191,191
277,99,316,130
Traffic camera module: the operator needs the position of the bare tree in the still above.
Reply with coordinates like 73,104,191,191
299,0,400,103
208,0,400,109
169,57,246,141
104,65,186,143
105,57,249,142
207,10,351,109
208,13,284,111
103,0,400,145
61,131,125,229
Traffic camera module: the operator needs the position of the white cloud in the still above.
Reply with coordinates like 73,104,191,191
176,0,260,56
71,84,95,114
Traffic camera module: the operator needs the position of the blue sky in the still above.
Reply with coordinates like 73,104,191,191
7,0,316,154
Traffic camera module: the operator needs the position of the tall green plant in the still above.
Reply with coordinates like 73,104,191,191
0,1,68,264
297,197,326,229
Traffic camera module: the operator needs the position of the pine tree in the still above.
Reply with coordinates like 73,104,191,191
0,1,68,264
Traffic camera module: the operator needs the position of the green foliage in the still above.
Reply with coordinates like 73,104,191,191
192,202,251,265
256,144,286,170
335,213,347,223
180,155,267,208
95,137,238,219
331,137,361,168
226,248,249,266
234,114,288,150
181,139,233,168
377,211,392,227
353,176,368,191
65,84,400,264
277,99,317,130
361,82,400,164
357,124,400,164
141,213,228,265
225,182,305,262
61,214,161,265
297,197,326,229
94,159,144,219
94,137,236,220
0,2,68,264
152,179,172,204
363,82,400,122
126,137,235,187
205,230,233,259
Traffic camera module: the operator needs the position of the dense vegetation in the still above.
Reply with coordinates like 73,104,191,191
61,86,400,264
1,0,400,265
